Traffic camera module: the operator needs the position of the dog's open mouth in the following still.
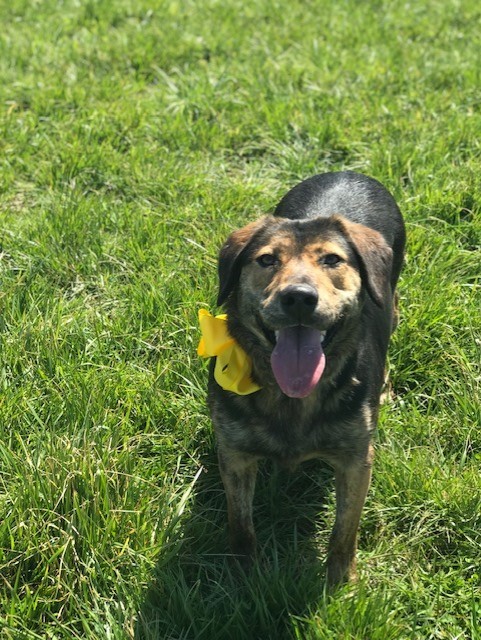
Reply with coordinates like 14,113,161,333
271,326,326,399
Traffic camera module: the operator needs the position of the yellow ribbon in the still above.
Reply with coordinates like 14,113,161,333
197,309,261,395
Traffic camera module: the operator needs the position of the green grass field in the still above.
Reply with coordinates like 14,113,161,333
1,0,480,637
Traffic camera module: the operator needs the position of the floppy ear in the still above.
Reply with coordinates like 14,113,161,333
217,217,270,307
333,216,393,308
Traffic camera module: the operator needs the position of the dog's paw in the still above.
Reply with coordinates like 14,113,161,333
325,553,358,590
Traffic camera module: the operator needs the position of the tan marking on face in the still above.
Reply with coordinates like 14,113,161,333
301,240,360,292
239,230,365,332
305,240,350,263
244,233,300,296
256,237,362,302
252,237,295,263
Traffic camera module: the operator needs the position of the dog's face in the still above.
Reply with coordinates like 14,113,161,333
218,215,393,397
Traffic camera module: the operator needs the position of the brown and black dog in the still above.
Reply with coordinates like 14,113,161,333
206,171,405,587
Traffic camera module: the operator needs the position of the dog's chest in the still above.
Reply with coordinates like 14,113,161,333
218,388,370,462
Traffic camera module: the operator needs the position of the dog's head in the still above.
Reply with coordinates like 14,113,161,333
217,215,393,398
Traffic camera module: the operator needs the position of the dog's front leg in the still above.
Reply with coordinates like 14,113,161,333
218,447,258,569
326,443,374,588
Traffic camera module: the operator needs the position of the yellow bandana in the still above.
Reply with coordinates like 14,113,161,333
197,309,261,395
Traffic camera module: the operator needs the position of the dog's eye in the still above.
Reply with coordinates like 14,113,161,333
322,254,343,267
257,254,277,268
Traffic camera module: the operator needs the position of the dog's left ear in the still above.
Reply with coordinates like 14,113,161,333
333,216,393,308
217,217,271,307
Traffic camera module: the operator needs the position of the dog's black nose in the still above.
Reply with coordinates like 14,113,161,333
280,285,318,319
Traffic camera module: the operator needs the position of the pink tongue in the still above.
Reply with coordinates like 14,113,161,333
270,326,326,398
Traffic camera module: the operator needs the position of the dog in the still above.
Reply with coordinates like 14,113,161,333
203,171,405,587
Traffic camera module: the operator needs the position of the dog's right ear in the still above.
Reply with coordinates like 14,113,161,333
217,217,270,307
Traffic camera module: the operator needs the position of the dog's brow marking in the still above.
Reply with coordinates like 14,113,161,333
305,240,349,261
255,237,297,261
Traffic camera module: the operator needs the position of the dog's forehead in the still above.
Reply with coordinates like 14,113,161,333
254,217,348,253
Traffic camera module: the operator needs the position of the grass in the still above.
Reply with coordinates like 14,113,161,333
0,0,480,637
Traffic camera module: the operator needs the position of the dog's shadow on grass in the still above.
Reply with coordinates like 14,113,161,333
136,451,335,640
